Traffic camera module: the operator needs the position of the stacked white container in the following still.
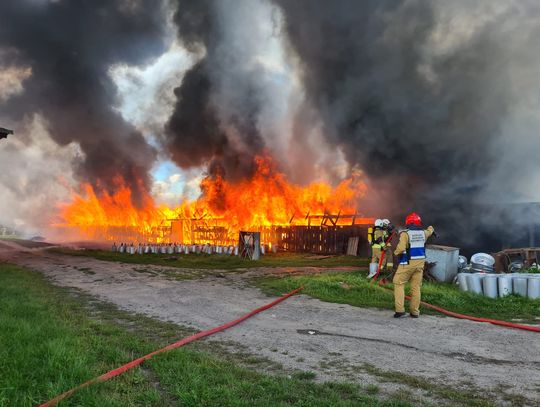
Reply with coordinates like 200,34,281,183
527,276,540,299
497,274,513,297
482,275,498,298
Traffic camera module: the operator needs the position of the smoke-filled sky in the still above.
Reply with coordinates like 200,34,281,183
1,0,540,238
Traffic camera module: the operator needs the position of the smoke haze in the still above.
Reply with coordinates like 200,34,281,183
0,0,167,205
273,0,540,245
1,0,540,248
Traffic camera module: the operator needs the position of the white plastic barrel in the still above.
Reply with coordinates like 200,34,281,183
527,276,540,299
482,275,499,298
466,273,484,294
457,273,468,292
497,275,513,297
513,277,528,297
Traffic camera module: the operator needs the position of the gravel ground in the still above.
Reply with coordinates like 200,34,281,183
2,242,539,406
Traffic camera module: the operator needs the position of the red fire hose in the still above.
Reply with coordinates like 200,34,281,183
369,231,539,333
37,277,539,406
377,283,540,333
38,286,303,407
418,298,540,333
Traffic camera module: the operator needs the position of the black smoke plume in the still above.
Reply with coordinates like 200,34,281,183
273,0,540,250
0,0,167,204
166,0,265,181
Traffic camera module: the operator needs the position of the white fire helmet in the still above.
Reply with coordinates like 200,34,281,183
374,219,383,227
382,219,390,227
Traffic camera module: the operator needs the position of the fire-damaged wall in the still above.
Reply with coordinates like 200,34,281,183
169,220,371,256
270,226,370,256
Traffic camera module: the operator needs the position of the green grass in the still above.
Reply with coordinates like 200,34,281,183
49,248,368,270
355,364,500,407
256,272,540,322
0,263,413,407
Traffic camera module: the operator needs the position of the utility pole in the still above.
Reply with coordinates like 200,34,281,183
0,127,14,140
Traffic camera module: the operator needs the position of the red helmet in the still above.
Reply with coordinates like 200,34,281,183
405,212,422,226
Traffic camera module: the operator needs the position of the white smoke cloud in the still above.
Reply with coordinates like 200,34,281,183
109,40,206,206
203,0,347,184
0,65,31,103
109,41,194,139
0,114,80,236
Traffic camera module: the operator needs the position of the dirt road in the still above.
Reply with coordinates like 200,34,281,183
1,242,539,405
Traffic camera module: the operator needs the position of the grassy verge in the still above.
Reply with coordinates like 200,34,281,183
0,263,412,406
256,272,540,322
49,247,368,270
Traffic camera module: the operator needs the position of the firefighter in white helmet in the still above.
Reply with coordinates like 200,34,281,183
381,219,394,270
367,219,388,278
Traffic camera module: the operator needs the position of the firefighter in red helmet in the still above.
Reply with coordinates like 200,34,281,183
392,212,435,318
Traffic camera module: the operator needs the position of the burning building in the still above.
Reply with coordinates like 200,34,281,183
58,156,374,255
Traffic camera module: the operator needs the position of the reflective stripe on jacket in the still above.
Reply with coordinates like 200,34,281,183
371,227,387,249
398,229,426,265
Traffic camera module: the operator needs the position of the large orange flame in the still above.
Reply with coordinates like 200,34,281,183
58,156,371,243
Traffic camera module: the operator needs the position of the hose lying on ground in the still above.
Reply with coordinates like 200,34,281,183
377,282,540,333
39,286,304,407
